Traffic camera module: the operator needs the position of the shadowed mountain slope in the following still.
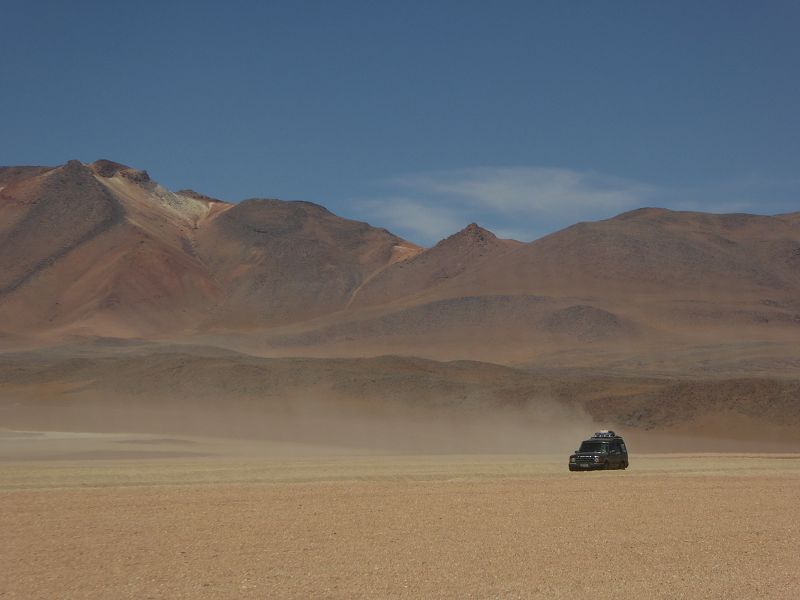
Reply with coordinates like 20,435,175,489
194,199,419,327
0,160,222,337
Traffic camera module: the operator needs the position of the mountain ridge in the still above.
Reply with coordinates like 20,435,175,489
1,158,798,374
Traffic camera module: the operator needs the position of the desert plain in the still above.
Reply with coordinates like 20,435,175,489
2,431,799,600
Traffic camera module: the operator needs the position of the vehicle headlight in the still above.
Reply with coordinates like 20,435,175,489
593,456,603,463
569,457,576,463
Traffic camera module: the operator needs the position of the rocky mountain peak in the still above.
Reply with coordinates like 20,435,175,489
441,223,497,246
90,159,131,178
89,159,150,184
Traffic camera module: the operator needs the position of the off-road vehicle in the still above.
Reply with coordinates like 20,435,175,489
568,430,628,471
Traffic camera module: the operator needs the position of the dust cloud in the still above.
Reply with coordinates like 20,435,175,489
0,387,597,457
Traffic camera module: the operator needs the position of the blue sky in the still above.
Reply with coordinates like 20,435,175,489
2,0,798,244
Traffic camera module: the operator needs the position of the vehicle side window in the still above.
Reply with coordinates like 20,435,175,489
611,444,620,454
620,443,627,453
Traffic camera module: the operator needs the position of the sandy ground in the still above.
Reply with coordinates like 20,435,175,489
1,432,799,599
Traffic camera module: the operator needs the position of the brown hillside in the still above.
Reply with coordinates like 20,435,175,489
246,295,640,359
0,161,124,297
348,223,519,308
0,161,222,337
444,208,800,300
194,199,421,328
0,160,420,338
256,207,799,366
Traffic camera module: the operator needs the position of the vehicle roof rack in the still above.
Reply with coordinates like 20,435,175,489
592,430,617,439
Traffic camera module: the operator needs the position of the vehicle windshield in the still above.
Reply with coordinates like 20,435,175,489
579,441,609,453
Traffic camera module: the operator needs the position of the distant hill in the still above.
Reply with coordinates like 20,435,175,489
1,344,798,451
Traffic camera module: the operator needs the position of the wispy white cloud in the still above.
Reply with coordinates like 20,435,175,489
358,196,464,242
665,173,800,216
392,167,649,217
491,226,541,242
355,166,652,245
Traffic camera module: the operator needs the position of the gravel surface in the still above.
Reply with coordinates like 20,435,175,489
2,454,799,599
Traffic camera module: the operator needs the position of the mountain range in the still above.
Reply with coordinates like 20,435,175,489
1,159,799,447
2,159,799,372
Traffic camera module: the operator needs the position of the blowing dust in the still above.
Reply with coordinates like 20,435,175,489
1,385,599,456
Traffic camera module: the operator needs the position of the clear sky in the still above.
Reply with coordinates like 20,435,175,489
2,0,798,244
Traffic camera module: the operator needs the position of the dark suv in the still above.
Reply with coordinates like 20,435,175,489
569,430,628,471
